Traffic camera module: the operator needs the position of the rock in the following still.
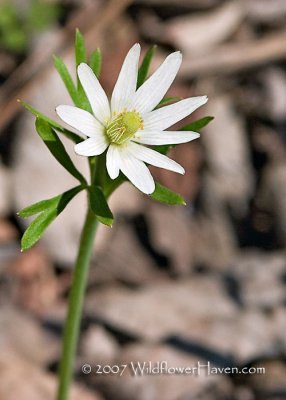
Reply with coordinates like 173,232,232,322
202,95,254,215
0,52,16,76
89,217,167,285
139,2,244,55
146,202,195,276
165,1,244,54
245,0,286,23
108,182,142,215
0,162,12,217
0,219,18,242
80,325,120,366
0,219,19,266
271,307,286,353
263,68,286,121
85,278,238,341
91,343,232,400
192,213,238,272
134,0,220,7
232,251,286,309
244,359,286,395
233,386,255,400
0,307,59,366
262,162,286,245
0,350,102,400
8,247,60,314
251,124,285,164
179,310,277,364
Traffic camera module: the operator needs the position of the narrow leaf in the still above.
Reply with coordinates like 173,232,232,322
89,48,102,78
21,186,82,251
18,186,83,218
89,186,113,227
54,55,79,106
19,101,82,143
76,88,92,113
75,29,87,67
181,116,214,132
137,45,156,88
74,29,92,112
150,183,186,205
35,118,86,185
21,208,57,251
19,197,58,218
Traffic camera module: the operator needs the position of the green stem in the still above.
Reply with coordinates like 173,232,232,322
93,153,106,186
57,207,98,400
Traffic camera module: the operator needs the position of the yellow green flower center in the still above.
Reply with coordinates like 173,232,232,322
105,111,143,145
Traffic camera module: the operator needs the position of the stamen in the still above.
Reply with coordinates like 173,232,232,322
105,111,143,145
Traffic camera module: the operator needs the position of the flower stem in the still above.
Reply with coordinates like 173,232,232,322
57,207,98,400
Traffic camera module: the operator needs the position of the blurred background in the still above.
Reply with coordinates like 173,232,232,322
0,0,286,399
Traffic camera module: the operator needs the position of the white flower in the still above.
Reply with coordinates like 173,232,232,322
56,44,207,194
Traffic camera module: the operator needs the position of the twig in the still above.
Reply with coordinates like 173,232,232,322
180,29,286,78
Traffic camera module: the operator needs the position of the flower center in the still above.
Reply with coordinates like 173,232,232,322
105,111,143,145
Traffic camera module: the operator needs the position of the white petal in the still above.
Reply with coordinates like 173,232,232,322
56,105,104,137
106,144,120,179
130,52,182,114
143,96,208,130
111,44,141,114
133,130,200,145
128,142,184,174
77,63,110,124
74,137,108,156
118,148,155,194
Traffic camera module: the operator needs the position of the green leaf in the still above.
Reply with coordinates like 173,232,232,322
19,197,58,218
181,116,214,132
157,96,182,108
150,183,186,205
75,29,87,67
53,55,80,106
18,185,83,218
35,118,86,185
75,88,91,113
74,29,92,112
21,208,57,251
89,186,113,227
137,45,156,88
21,186,83,251
19,100,82,143
89,48,102,78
